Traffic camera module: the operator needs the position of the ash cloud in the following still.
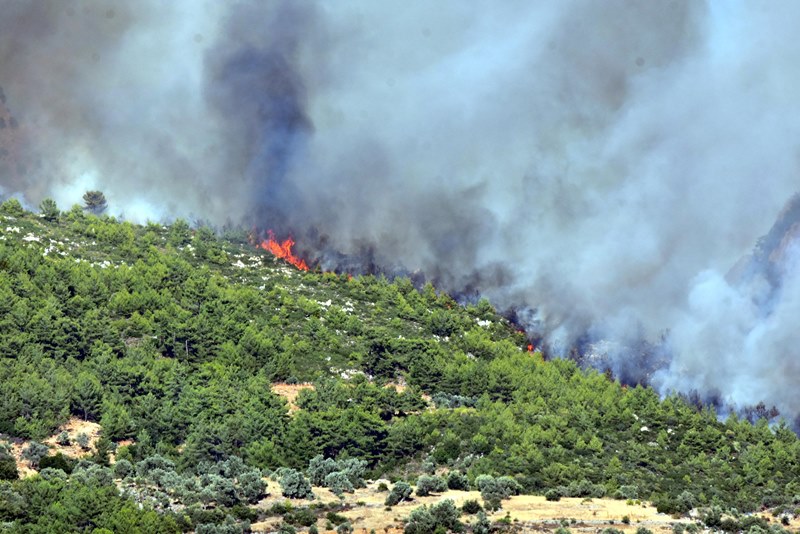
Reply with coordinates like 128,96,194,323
3,1,800,419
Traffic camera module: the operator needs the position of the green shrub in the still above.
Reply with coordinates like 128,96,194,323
325,511,348,526
415,475,446,497
545,489,562,502
284,507,316,527
325,471,355,497
385,481,412,506
280,469,314,500
461,499,482,514
445,471,469,491
0,198,24,217
404,500,462,534
38,453,74,474
22,442,49,468
55,431,70,446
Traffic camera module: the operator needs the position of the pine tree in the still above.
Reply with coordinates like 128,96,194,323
82,190,107,214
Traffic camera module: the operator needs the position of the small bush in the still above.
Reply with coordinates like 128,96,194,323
545,489,562,502
76,433,90,450
55,431,70,446
445,471,469,491
22,442,49,468
415,475,446,497
385,481,412,506
325,511,348,526
404,500,462,534
325,471,354,496
462,499,482,514
622,515,631,525
39,453,74,474
280,469,314,500
284,507,316,527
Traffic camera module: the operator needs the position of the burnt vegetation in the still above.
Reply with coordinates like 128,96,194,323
1,198,800,532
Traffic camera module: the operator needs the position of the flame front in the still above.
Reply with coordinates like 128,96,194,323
259,230,309,271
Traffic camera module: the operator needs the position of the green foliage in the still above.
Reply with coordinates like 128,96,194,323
0,197,24,217
39,198,60,221
38,452,74,474
56,430,70,446
415,474,447,496
22,441,49,468
446,470,469,491
279,468,314,499
615,484,639,500
385,481,413,506
2,203,800,529
545,489,561,502
114,458,134,479
461,499,482,514
283,506,317,527
325,471,354,496
73,372,103,421
321,510,345,525
473,511,491,534
0,444,18,481
476,474,521,510
403,499,462,534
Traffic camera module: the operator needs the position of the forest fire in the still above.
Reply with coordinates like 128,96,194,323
258,230,309,271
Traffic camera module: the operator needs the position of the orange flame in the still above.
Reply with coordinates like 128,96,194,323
527,344,534,352
259,230,309,271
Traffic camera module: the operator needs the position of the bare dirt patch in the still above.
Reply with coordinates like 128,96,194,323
42,417,102,456
4,417,101,477
271,383,315,412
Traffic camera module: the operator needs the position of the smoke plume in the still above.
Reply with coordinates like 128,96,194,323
3,1,800,420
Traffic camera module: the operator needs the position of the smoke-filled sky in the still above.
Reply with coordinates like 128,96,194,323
2,1,800,421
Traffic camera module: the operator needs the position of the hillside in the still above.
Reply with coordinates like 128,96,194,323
1,197,800,533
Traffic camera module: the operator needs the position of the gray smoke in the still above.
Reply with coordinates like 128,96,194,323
2,1,800,419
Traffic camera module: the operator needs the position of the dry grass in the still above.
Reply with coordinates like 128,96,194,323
250,480,692,534
271,383,315,412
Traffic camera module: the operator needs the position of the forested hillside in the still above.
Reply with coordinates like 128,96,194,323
1,197,800,533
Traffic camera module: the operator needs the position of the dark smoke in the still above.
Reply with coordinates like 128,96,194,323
2,1,800,419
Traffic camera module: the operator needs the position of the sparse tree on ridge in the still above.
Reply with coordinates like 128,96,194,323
39,198,59,221
82,190,107,214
